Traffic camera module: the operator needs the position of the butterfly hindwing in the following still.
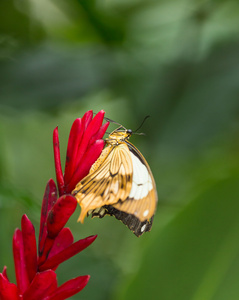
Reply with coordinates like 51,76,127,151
104,205,154,237
108,141,157,236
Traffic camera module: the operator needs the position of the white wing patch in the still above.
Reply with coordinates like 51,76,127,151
128,151,153,200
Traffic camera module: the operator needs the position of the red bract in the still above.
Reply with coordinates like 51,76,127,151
53,110,109,196
0,180,97,300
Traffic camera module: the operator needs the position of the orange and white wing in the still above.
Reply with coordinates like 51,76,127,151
106,141,157,236
72,143,133,223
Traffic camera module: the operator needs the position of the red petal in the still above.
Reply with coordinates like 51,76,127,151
21,215,37,282
0,274,19,300
89,121,109,145
38,235,97,271
39,180,58,256
63,118,84,187
53,127,65,196
81,110,93,131
47,195,77,239
73,110,105,173
46,275,90,300
86,110,105,135
38,228,73,268
13,229,30,294
37,237,55,267
66,139,105,193
22,270,57,300
2,266,9,281
48,228,74,259
38,196,76,265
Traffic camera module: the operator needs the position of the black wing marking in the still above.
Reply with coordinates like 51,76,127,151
104,205,154,237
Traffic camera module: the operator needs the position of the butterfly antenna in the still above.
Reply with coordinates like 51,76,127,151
133,115,150,134
92,113,118,126
103,117,127,132
104,117,121,126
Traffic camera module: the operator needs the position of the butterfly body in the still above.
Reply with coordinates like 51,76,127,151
73,127,157,237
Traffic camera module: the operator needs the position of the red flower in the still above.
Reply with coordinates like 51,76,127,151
0,110,108,299
53,110,109,196
0,179,97,300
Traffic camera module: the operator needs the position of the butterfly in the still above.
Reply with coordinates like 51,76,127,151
72,124,158,237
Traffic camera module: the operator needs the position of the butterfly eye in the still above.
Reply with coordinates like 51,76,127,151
126,129,132,135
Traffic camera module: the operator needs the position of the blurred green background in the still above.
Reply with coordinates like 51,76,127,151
1,0,239,299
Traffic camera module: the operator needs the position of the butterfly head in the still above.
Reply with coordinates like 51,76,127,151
107,127,133,144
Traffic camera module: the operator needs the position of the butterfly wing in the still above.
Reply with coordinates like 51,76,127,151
73,143,133,223
105,141,158,236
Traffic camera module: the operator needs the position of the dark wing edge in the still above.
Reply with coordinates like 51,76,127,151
87,204,154,237
104,205,154,237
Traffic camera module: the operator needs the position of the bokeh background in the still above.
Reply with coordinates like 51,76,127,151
1,0,239,299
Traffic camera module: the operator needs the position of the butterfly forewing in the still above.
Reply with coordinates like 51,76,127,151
73,142,133,223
